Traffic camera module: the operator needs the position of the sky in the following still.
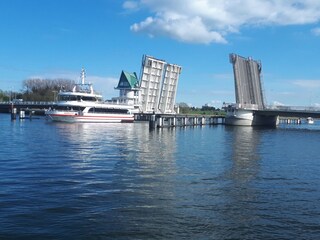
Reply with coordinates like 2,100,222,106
1,0,320,107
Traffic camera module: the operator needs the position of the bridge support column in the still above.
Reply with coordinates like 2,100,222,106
172,117,176,126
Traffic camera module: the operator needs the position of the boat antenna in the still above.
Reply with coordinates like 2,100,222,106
81,68,86,84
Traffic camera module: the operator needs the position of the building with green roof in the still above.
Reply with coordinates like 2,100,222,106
112,71,140,109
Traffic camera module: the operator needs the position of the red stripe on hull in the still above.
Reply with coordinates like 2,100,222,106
47,114,134,123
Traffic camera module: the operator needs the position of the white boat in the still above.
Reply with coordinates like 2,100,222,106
306,117,314,124
45,69,134,123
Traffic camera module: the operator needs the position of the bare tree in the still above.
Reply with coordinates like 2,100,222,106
22,78,75,101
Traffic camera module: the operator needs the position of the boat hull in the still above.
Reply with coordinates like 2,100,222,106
46,111,134,123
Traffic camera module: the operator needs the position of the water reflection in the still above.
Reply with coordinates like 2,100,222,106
24,121,181,237
49,122,177,169
220,126,262,238
226,126,261,182
2,116,319,239
47,124,178,199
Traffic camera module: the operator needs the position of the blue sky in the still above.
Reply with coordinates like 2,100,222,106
1,0,320,107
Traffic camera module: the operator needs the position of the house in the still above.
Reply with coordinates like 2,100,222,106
112,71,140,107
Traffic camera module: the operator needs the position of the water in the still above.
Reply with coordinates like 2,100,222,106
1,114,320,239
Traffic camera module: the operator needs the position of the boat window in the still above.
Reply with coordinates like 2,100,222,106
55,106,85,111
81,96,96,101
58,95,78,101
88,108,129,114
59,95,69,101
70,95,78,101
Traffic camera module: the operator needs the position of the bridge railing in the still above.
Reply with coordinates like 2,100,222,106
222,102,260,110
0,101,56,105
266,105,320,112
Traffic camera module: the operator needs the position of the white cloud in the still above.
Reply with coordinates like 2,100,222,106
311,27,320,36
127,0,320,44
293,79,320,89
123,1,140,11
210,100,223,107
312,102,320,107
271,101,285,106
89,76,119,99
131,15,227,44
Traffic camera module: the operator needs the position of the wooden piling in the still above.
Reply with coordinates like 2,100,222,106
11,108,17,120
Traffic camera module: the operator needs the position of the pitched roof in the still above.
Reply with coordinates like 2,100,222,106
115,71,139,89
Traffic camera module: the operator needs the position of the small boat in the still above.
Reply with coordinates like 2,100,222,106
306,117,314,124
45,69,134,123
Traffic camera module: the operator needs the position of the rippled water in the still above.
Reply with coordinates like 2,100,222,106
1,114,320,239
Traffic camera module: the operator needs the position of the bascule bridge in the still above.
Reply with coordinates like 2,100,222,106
229,53,265,110
227,53,320,126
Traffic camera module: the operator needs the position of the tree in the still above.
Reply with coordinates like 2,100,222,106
177,102,224,115
201,105,216,111
0,90,10,101
22,78,75,101
177,102,190,114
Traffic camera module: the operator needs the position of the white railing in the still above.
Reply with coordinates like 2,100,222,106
222,102,259,110
265,105,320,112
0,101,56,105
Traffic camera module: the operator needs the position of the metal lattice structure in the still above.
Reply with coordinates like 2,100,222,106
229,53,265,110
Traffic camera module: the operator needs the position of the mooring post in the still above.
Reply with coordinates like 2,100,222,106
11,107,17,120
19,110,25,119
149,114,156,129
29,111,35,120
157,116,163,127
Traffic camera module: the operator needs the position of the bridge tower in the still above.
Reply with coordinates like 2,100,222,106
139,55,182,114
229,53,265,110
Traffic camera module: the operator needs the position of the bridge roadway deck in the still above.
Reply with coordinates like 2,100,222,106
255,108,320,118
0,102,56,113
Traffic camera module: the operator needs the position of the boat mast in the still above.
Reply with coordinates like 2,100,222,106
81,68,86,84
